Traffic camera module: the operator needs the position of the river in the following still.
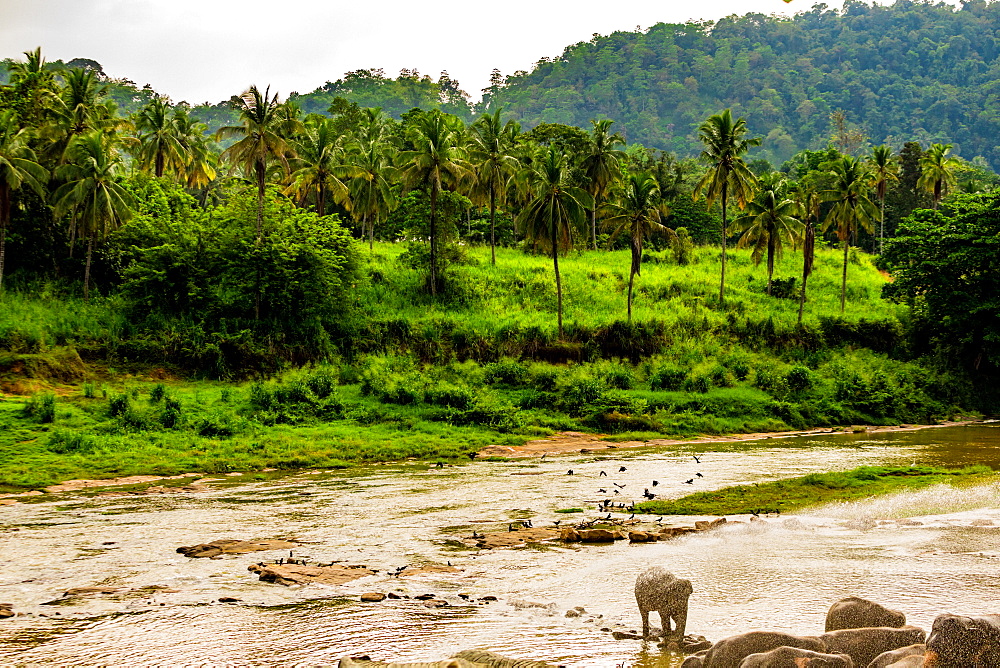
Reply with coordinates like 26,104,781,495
2,424,1000,666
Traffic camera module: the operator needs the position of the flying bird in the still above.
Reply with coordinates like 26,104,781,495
684,479,694,484
614,483,626,488
619,466,627,472
652,480,659,486
599,470,607,477
693,455,701,464
696,472,703,478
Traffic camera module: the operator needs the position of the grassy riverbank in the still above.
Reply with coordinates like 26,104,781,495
634,465,997,515
0,244,989,491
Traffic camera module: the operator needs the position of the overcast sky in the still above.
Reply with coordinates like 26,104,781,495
1,0,954,105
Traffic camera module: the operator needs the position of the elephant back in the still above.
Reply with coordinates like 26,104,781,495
701,631,826,668
824,596,906,632
925,614,1000,667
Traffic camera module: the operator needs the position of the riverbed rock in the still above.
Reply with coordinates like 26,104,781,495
177,538,298,558
628,530,659,542
695,517,727,531
360,592,386,602
451,649,555,667
248,562,376,586
577,528,616,542
0,603,14,619
477,528,560,549
559,528,580,541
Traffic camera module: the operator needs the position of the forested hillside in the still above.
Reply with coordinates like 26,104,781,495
486,0,1000,166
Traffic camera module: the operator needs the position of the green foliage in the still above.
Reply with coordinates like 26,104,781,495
22,392,55,423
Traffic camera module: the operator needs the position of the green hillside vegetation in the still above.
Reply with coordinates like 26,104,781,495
0,45,998,489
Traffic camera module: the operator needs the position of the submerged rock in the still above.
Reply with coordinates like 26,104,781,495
0,603,14,619
248,562,375,586
360,592,386,602
176,538,298,558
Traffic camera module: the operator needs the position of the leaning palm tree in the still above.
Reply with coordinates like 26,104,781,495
398,110,471,295
284,117,361,217
918,143,961,210
580,119,626,250
792,182,822,324
730,174,803,296
693,109,760,303
468,109,521,264
515,147,593,338
822,157,879,312
52,131,136,300
133,96,187,178
217,85,295,238
349,109,399,249
868,145,898,252
0,110,49,289
601,172,672,321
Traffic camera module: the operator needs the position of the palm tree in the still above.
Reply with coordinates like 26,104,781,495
918,143,960,210
172,106,217,189
868,145,898,252
46,68,128,163
580,119,626,250
730,174,803,295
134,96,187,178
0,110,49,289
52,131,135,300
4,48,58,129
217,85,295,237
515,147,593,338
349,108,398,249
693,109,760,303
284,117,361,217
793,183,822,324
398,110,471,294
601,172,671,321
822,157,879,312
468,109,521,264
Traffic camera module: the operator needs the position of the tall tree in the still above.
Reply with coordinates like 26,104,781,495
580,119,626,250
0,110,49,289
918,143,960,210
172,106,217,189
822,156,879,312
515,147,592,338
398,110,471,294
468,109,521,264
730,173,803,295
793,182,822,323
2,48,58,129
349,108,398,249
217,85,295,237
133,96,186,178
45,68,127,163
693,109,760,303
601,172,671,321
284,116,360,217
52,131,135,300
868,144,898,253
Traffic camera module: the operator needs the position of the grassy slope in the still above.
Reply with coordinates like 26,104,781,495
0,243,973,491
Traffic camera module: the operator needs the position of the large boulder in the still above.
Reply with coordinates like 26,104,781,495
176,538,298,558
925,613,1000,667
577,528,617,542
738,646,854,667
868,644,925,668
819,626,925,667
824,597,906,632
701,631,827,668
248,562,375,586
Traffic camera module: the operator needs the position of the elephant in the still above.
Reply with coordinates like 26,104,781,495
825,597,906,632
924,613,1000,667
738,646,854,667
867,644,925,668
819,626,925,667
634,566,693,640
699,631,827,668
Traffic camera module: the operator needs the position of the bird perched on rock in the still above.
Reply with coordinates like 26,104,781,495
604,513,612,520
567,470,574,475
598,488,607,493
553,520,561,527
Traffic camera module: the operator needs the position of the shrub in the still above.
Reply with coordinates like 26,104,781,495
650,365,686,391
47,429,100,454
424,383,477,410
601,362,636,390
484,359,529,387
149,383,166,403
160,396,182,428
682,373,711,393
22,392,56,423
786,366,813,393
108,393,131,418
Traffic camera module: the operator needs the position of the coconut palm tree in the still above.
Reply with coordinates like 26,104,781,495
918,143,961,210
133,96,187,178
868,145,898,252
398,110,471,295
4,48,58,129
793,183,822,324
45,68,128,163
730,173,803,296
217,85,296,238
349,108,398,249
515,147,593,338
601,172,672,321
823,157,879,312
284,117,361,217
580,119,626,250
468,109,521,264
693,109,760,303
0,110,49,289
52,131,135,300
172,106,217,190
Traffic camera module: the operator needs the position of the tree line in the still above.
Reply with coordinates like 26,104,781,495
0,48,995,364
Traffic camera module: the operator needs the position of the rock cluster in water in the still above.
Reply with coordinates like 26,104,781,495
176,538,299,558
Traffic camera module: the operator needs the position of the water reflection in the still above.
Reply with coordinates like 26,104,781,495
1,425,1000,666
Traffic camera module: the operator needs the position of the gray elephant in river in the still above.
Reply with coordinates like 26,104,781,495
635,566,693,640
824,596,906,632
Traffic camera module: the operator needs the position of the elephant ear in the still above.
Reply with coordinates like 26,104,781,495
681,579,693,596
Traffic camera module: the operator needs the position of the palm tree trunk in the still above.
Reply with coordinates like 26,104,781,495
627,269,635,322
766,232,775,296
0,183,9,291
366,214,373,251
489,187,497,266
317,183,326,217
155,151,165,178
552,215,563,339
0,226,6,292
255,160,266,239
84,233,94,302
798,271,809,324
840,239,849,313
591,206,598,251
429,184,438,296
720,189,728,304
879,195,886,254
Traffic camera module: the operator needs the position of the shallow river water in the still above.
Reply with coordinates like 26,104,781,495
2,424,1000,667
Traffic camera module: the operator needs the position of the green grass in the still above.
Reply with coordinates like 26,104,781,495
634,465,997,515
